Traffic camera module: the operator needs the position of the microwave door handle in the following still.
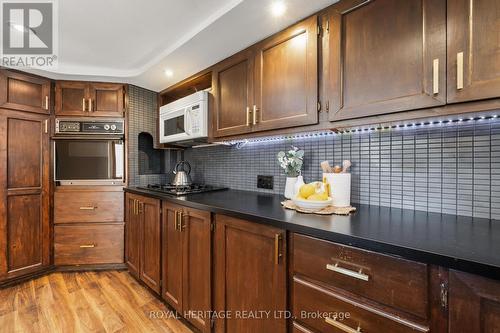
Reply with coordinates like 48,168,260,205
185,108,191,136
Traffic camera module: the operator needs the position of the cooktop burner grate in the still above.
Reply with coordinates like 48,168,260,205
138,183,227,196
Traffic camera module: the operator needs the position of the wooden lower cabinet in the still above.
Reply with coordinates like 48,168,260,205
54,224,124,265
125,193,161,293
448,270,500,333
162,202,212,333
0,109,50,282
214,214,287,333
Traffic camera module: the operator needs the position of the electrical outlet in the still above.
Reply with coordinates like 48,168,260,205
257,175,274,189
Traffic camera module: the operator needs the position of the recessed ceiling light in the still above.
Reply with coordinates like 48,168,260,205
164,69,173,77
271,1,286,17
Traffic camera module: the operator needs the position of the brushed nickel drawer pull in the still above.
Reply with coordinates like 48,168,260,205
432,58,439,94
44,119,48,133
325,317,362,333
82,98,86,111
88,98,93,112
457,52,464,90
326,263,369,281
79,244,96,248
45,95,49,110
79,206,96,210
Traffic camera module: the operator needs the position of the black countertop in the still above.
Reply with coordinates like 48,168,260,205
125,187,500,280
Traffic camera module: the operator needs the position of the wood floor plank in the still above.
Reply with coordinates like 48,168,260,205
0,271,192,333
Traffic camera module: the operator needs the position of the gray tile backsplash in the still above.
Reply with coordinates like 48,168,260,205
127,85,500,219
184,118,500,220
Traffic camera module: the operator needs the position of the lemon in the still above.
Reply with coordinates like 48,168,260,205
299,184,315,198
308,193,327,201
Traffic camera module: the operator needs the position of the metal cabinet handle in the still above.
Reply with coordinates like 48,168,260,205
45,96,49,110
326,263,369,281
457,51,464,90
79,244,96,248
274,234,282,265
88,98,93,112
252,105,258,125
79,206,97,210
133,199,138,215
82,98,86,111
325,317,362,333
174,210,178,230
44,119,48,134
180,212,186,231
433,58,439,94
138,202,144,214
246,106,251,127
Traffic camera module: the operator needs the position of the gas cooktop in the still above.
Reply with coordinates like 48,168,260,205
138,184,227,196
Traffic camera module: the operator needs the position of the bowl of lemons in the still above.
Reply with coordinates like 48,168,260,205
292,182,333,210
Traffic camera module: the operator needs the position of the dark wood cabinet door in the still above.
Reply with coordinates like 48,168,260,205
447,0,500,103
214,215,287,333
125,194,141,278
139,196,161,293
327,0,446,121
162,202,184,313
182,207,212,332
55,81,89,116
449,271,500,333
253,15,318,131
212,50,254,137
0,110,50,280
0,70,51,114
89,83,124,117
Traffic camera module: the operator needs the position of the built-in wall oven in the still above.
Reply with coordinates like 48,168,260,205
54,118,125,185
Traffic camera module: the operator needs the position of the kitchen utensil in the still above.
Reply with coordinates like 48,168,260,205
320,161,332,173
292,196,333,210
172,161,193,186
342,160,352,173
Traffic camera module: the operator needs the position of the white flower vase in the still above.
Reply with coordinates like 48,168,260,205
284,177,297,199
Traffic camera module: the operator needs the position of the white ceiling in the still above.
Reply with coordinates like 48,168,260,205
27,0,337,92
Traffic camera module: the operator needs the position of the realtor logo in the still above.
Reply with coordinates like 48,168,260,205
1,0,58,68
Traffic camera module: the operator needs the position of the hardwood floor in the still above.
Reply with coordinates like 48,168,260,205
0,270,194,333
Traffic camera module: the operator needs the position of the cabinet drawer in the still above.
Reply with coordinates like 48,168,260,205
54,224,124,265
293,277,428,333
55,190,123,223
292,234,428,319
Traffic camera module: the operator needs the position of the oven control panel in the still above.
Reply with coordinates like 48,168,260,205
56,119,124,135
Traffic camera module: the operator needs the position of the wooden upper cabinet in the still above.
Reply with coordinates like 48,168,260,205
55,81,89,116
212,51,254,137
447,0,500,103
253,15,318,131
89,83,124,117
449,271,500,332
327,0,446,121
0,111,50,281
55,81,124,117
0,70,51,114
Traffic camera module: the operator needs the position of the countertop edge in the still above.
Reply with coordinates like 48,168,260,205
124,187,500,281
